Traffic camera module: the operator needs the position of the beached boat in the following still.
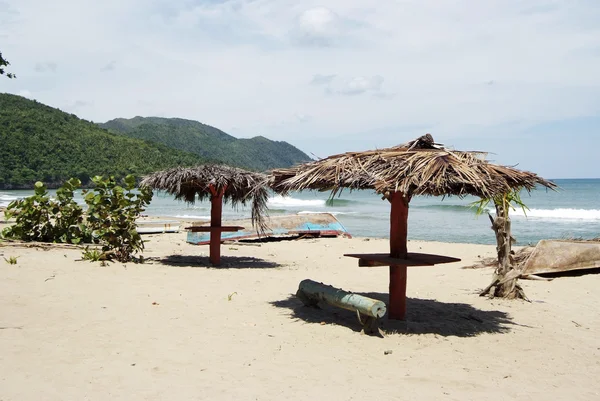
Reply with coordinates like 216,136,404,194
186,212,351,245
522,239,600,275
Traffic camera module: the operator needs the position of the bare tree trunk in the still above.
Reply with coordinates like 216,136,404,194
480,201,529,300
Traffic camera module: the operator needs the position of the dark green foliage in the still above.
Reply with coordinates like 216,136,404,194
2,175,153,262
0,93,205,189
0,51,15,78
82,175,153,262
2,179,89,244
101,117,312,171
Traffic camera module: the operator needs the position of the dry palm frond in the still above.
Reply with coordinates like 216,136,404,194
462,246,536,269
140,165,270,233
270,134,556,199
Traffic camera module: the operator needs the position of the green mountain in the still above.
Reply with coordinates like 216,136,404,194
100,117,312,171
0,93,206,189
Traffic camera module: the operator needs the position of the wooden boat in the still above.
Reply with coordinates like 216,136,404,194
186,212,351,245
522,239,600,275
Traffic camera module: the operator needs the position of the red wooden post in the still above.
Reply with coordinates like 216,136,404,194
389,192,409,320
209,185,224,266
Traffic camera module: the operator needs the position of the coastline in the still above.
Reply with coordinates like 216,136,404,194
1,225,599,400
5,179,600,245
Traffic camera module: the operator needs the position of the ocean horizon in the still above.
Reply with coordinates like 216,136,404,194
2,178,599,246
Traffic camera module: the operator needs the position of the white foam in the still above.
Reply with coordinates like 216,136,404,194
297,210,356,216
267,195,326,208
508,208,600,220
0,194,19,207
174,214,211,220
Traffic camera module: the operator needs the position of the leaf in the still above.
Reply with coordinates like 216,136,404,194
124,174,136,188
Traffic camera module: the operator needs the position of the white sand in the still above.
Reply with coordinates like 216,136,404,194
1,230,599,401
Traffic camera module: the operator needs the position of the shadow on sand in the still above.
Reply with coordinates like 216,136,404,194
157,255,282,269
538,266,600,278
271,292,515,337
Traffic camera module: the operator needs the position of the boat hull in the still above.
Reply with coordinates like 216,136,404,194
186,213,351,245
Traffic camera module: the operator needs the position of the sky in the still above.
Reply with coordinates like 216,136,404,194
1,0,599,178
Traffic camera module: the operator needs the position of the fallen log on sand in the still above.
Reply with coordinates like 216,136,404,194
296,279,386,335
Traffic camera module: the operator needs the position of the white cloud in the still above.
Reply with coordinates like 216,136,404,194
1,0,599,176
295,7,342,46
335,75,384,95
312,74,386,96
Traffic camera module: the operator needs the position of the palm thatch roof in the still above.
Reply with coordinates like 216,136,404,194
140,165,269,232
271,134,556,199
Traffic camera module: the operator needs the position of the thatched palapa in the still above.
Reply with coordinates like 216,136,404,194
271,134,556,198
270,134,556,320
141,165,270,266
141,165,269,231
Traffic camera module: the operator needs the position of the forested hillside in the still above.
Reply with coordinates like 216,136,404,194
0,94,205,188
101,117,311,171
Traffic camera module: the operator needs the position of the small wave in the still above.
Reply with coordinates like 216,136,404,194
0,195,19,206
324,198,356,207
420,204,600,220
174,214,211,220
297,210,357,216
0,194,19,208
416,204,484,213
267,208,288,213
268,195,326,208
509,208,600,220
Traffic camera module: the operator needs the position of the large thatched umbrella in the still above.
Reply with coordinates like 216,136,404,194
141,165,269,266
271,134,555,320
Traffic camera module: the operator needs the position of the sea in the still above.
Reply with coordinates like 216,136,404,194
1,179,599,246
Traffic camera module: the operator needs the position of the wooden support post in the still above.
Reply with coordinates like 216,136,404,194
389,192,409,320
209,185,225,266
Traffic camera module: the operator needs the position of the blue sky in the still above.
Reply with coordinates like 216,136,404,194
1,0,599,178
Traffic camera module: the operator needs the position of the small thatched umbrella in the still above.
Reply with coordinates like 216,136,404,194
271,134,555,320
141,165,269,266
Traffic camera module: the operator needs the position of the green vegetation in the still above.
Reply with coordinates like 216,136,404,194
0,51,15,78
2,178,89,243
101,116,311,171
82,175,152,262
81,247,103,262
0,93,205,189
2,175,153,262
4,256,18,265
0,94,311,188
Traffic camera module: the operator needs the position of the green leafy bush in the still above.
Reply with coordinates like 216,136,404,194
2,175,153,262
2,178,89,243
82,175,153,262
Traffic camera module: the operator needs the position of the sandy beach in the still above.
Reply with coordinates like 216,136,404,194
1,222,599,401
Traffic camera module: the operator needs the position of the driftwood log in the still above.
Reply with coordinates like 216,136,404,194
296,279,386,335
